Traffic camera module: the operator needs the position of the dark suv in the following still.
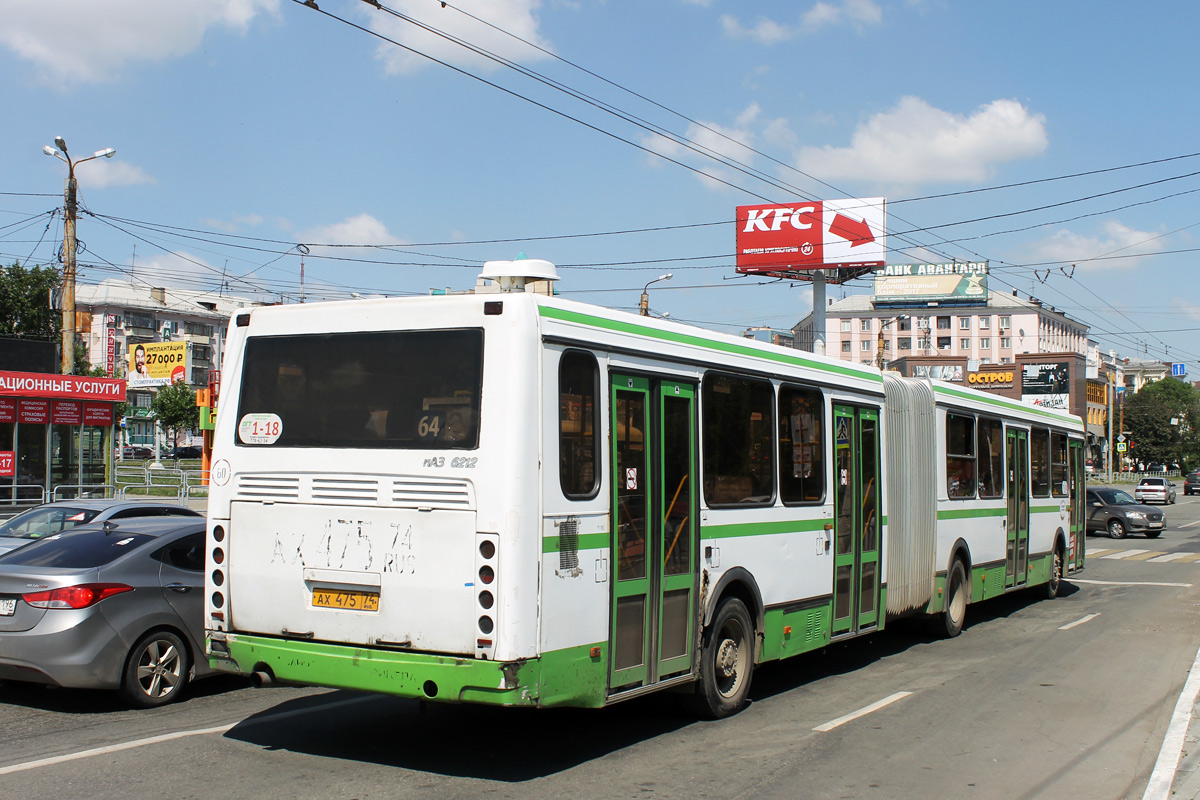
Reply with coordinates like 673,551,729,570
1086,487,1165,539
1186,471,1200,496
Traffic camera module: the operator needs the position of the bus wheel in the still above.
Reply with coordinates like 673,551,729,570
929,560,967,639
692,597,754,719
1045,548,1063,599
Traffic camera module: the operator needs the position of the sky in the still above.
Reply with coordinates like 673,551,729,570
1,0,1198,374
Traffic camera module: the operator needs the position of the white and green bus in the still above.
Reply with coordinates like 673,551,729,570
204,259,1085,717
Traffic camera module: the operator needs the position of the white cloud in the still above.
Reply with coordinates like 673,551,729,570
722,0,882,44
795,96,1048,186
1,0,280,84
74,160,156,190
360,0,553,76
299,213,402,246
641,104,762,191
1025,220,1165,271
202,214,266,233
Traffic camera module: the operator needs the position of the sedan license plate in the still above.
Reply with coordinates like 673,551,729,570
1149,522,1164,528
312,588,379,612
0,598,15,616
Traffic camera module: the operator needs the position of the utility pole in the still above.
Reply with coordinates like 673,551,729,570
43,137,116,374
61,169,77,374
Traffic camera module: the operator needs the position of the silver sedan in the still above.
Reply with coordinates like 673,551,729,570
0,516,214,706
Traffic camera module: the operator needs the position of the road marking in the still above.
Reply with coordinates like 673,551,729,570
1073,578,1193,588
1148,553,1190,563
1102,549,1149,559
0,694,375,776
1143,643,1200,800
1058,613,1100,630
1088,548,1117,557
1126,551,1166,561
813,691,913,732
1177,519,1200,529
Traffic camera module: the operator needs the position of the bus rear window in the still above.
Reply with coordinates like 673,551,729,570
236,329,484,449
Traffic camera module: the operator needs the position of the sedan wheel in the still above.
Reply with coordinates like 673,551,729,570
1108,519,1126,539
120,630,190,708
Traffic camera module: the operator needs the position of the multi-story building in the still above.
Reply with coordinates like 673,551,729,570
792,289,1089,368
74,280,265,447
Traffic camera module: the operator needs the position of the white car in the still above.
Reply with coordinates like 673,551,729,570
1134,477,1177,505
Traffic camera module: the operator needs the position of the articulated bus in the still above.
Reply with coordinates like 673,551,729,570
203,259,1085,717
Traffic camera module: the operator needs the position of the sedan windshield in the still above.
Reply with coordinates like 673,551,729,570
0,507,99,540
1094,489,1137,505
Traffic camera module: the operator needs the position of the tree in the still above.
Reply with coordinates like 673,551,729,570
1125,378,1200,469
151,380,199,450
0,261,60,340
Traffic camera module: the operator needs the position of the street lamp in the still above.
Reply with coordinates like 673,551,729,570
876,314,909,369
639,273,672,317
44,136,116,374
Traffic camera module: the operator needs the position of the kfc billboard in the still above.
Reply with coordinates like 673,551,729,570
736,197,886,274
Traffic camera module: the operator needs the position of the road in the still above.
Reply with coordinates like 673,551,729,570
2,491,1199,800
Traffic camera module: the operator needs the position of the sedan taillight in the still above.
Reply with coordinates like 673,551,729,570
23,583,133,609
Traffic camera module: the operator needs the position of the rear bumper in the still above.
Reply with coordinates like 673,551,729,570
210,632,608,708
0,612,127,689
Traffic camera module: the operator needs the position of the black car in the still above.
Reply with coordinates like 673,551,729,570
1086,487,1165,539
1185,471,1200,496
171,446,202,460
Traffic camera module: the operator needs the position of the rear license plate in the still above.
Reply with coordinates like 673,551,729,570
0,598,15,616
312,588,379,612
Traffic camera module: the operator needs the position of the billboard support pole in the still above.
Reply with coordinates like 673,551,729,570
812,269,826,356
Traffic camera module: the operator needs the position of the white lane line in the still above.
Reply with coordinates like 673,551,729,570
1073,578,1194,588
0,694,375,776
1059,613,1100,630
1148,553,1190,563
1103,549,1149,559
1177,519,1200,529
1143,643,1200,800
813,691,913,732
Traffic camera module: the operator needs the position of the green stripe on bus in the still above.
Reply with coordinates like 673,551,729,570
542,532,611,554
539,305,883,384
1031,505,1063,514
932,384,1081,425
938,506,1007,520
701,518,830,540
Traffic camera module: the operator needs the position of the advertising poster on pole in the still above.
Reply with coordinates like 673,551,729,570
127,341,188,389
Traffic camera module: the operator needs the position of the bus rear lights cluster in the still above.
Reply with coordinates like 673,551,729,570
476,535,499,654
212,592,225,609
210,525,228,626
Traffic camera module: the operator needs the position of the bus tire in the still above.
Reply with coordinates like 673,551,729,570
1044,547,1063,599
929,560,968,639
692,597,754,719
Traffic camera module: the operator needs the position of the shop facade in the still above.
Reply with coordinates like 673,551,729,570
0,370,125,501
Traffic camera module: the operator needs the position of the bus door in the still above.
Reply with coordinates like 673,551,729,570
831,405,882,637
1006,428,1030,588
610,375,698,691
1068,439,1085,570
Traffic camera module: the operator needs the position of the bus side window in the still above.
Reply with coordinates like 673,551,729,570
1030,427,1050,497
779,385,824,504
977,417,1004,499
946,412,976,499
559,351,600,500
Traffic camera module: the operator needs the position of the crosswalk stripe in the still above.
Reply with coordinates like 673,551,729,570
1103,549,1149,559
1088,548,1116,557
1149,553,1191,563
1126,551,1167,561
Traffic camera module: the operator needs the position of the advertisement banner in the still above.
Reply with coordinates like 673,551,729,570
0,398,13,423
736,197,886,274
0,451,13,477
0,371,125,401
83,403,114,426
51,401,82,425
128,341,188,389
18,399,50,424
106,314,117,377
874,262,989,301
1021,361,1070,410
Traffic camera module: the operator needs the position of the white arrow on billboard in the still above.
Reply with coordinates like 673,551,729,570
822,197,886,268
